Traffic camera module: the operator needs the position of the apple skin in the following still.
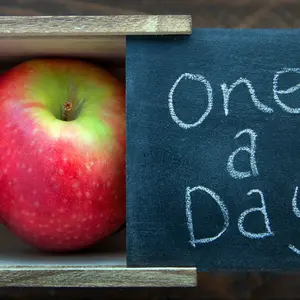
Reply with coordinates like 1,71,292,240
0,58,126,252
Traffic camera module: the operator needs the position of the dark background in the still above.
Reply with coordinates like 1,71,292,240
2,0,300,299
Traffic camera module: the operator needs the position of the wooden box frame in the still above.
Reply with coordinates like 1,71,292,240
0,15,197,288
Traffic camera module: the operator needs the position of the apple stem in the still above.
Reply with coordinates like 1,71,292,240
62,101,73,121
61,83,86,121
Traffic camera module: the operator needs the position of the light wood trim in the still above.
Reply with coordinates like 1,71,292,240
0,15,192,37
0,266,197,287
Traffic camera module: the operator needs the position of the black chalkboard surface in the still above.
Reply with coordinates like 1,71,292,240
126,29,300,271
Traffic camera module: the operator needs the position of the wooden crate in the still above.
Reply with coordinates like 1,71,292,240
0,15,196,288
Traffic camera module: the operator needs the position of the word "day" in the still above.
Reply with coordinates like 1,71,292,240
185,184,300,255
168,68,300,129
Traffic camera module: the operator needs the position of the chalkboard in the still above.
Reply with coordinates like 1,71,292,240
126,29,300,271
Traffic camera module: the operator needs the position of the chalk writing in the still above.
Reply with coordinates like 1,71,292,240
185,185,229,247
227,129,259,179
169,69,300,130
273,68,300,114
167,71,300,252
221,78,273,116
289,187,300,255
168,73,213,129
292,186,300,217
289,244,300,255
238,189,274,239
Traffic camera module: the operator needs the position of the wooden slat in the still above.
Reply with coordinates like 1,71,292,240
0,266,197,287
0,15,192,36
0,227,196,287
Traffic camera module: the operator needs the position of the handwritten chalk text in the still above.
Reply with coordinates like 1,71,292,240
168,69,300,255
169,68,300,129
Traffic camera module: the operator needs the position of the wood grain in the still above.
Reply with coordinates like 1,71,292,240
0,266,197,287
0,15,192,36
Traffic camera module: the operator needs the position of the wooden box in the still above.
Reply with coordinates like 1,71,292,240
0,15,196,288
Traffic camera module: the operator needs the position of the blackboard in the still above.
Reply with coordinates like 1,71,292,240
126,28,300,271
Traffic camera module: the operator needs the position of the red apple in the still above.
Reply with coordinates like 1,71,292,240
0,58,126,251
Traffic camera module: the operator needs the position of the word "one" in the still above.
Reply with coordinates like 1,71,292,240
168,68,300,129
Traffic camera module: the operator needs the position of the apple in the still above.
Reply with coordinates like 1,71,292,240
0,58,126,251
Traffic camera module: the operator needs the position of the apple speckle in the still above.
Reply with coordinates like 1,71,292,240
62,198,68,204
85,191,91,198
34,201,39,207
58,169,63,175
38,148,43,154
27,168,32,173
21,163,25,169
72,182,79,189
3,168,7,174
76,191,82,198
